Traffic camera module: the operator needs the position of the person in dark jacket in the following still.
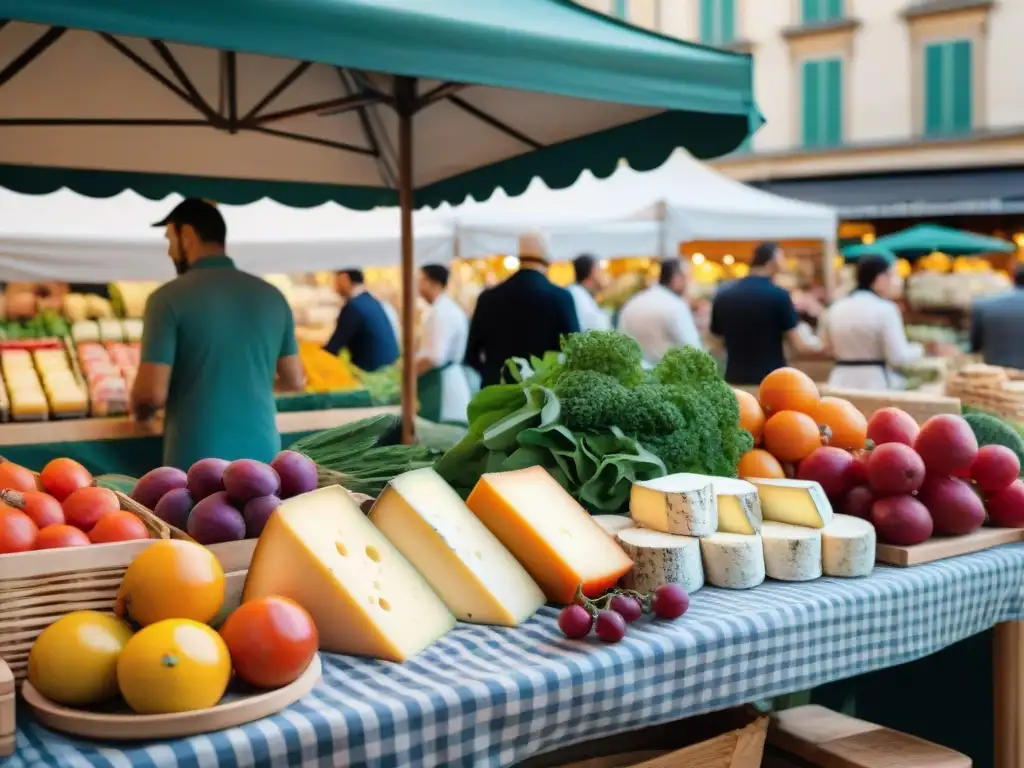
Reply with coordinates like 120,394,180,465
324,269,399,372
465,233,580,387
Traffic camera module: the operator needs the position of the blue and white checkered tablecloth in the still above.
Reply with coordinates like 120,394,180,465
11,544,1024,768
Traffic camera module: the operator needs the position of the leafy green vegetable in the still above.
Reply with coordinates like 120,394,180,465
435,330,752,512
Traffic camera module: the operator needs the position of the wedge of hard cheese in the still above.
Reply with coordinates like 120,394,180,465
711,477,762,535
369,467,545,627
746,478,834,529
616,526,703,594
467,466,634,604
592,515,633,538
630,473,716,537
821,514,876,578
242,485,455,663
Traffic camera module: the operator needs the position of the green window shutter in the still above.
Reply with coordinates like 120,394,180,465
824,59,843,146
950,40,973,132
803,0,821,24
802,61,822,147
700,0,715,43
826,0,844,20
924,40,972,136
613,0,627,19
924,43,945,135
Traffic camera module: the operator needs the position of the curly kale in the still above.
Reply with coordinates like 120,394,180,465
559,330,645,387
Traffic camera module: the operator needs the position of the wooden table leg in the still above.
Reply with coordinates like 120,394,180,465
994,622,1024,768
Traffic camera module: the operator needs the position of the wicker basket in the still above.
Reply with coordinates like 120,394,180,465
518,707,767,768
0,491,171,683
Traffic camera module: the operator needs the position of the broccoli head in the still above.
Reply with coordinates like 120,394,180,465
554,370,631,433
653,346,721,388
560,330,645,387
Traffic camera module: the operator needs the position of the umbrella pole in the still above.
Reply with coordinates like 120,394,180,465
397,77,416,445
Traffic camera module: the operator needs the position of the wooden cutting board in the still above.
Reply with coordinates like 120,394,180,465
876,526,1024,567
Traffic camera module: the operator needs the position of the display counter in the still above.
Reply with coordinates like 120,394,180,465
0,404,397,476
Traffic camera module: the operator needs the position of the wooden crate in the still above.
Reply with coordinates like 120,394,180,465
818,387,961,424
517,707,767,768
769,705,971,767
0,492,172,683
0,657,12,757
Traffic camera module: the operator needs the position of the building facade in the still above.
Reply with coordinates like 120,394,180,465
576,0,1024,234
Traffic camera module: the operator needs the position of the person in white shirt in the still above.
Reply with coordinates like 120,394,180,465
416,264,473,424
819,254,924,391
618,259,702,365
567,254,612,332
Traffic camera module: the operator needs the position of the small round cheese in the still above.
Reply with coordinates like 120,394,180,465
821,514,876,578
616,526,704,594
761,522,822,582
699,532,765,589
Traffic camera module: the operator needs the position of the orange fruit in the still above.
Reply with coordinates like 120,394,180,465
40,458,93,502
34,524,90,550
737,449,786,479
89,511,151,544
63,487,119,532
763,410,824,462
115,540,225,627
815,397,868,451
733,389,765,443
0,507,38,553
18,490,64,529
758,367,820,417
0,460,38,493
221,596,318,689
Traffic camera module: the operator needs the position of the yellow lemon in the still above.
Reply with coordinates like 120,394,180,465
28,611,134,706
115,539,225,627
117,618,232,714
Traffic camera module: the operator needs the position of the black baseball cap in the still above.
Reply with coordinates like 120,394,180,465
153,198,226,244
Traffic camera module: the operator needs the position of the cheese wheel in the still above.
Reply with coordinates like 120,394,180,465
592,515,633,538
699,533,765,589
616,526,704,594
821,514,876,578
761,522,822,582
630,474,716,537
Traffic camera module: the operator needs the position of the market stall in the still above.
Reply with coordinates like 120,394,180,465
7,547,1022,766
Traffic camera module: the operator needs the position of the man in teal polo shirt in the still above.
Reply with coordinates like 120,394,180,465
130,198,306,470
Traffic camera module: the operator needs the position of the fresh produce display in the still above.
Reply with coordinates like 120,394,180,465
289,414,442,497
63,292,116,322
436,331,753,512
556,583,690,643
352,359,401,406
298,342,361,393
0,309,69,340
0,458,154,554
77,341,139,417
136,452,318,543
27,537,317,717
962,408,1024,469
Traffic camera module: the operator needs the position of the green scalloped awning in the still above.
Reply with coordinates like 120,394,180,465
0,0,762,208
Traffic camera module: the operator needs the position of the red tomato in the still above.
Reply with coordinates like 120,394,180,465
220,596,318,689
62,487,119,531
0,508,38,553
89,511,150,544
34,524,90,550
40,458,93,502
0,461,38,493
19,490,65,529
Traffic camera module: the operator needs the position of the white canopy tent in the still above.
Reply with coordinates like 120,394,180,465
451,151,838,262
0,188,453,282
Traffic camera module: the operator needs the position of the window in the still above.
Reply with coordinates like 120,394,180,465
700,0,735,46
802,0,844,24
801,58,843,148
613,0,628,19
924,40,972,136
